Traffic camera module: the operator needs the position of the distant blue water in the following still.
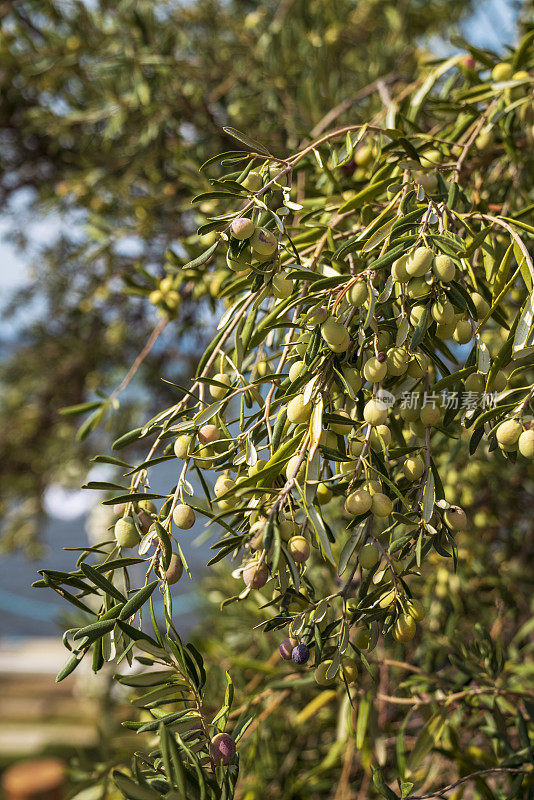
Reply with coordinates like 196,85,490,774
0,462,212,638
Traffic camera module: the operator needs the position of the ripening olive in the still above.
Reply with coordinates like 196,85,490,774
286,454,306,482
292,643,310,664
392,255,410,282
409,304,428,328
279,637,298,660
316,482,333,505
359,543,379,569
444,506,468,531
243,170,263,192
194,444,215,469
227,251,250,272
209,733,236,766
307,306,328,325
256,361,272,377
174,434,192,459
289,361,305,382
453,320,473,344
272,272,294,299
407,353,428,379
471,292,490,319
519,429,534,459
364,399,388,426
210,373,231,399
279,518,299,541
250,227,277,255
287,394,312,424
496,419,522,449
165,553,183,585
407,276,431,299
420,404,441,427
136,511,153,534
198,424,220,445
406,247,433,277
321,317,350,352
363,479,382,495
336,460,355,477
402,456,425,481
349,438,365,458
348,281,368,306
435,320,457,340
173,504,196,530
464,373,484,394
433,254,456,282
249,520,266,550
330,410,353,435
289,535,311,563
136,499,156,517
393,614,416,643
230,217,255,240
410,420,427,439
354,144,374,167
401,403,420,422
295,332,311,357
341,656,359,684
242,561,269,589
353,627,371,649
370,425,391,450
214,475,235,497
363,357,387,383
371,492,393,517
345,489,372,516
431,299,455,326
114,517,140,548
414,172,438,193
407,598,426,621
491,62,513,81
386,347,409,376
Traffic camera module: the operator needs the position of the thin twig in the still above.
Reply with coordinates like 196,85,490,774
109,317,169,403
407,767,529,799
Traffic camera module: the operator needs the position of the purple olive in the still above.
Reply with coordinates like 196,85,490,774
291,644,310,665
279,637,297,660
209,732,236,766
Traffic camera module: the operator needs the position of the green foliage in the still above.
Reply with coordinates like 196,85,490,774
0,0,480,552
33,27,534,800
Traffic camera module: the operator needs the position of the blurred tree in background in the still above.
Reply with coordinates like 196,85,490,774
0,0,482,553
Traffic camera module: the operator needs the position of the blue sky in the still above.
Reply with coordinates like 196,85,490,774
0,0,520,293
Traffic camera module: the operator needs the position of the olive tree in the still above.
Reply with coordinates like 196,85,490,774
0,0,479,553
36,34,534,800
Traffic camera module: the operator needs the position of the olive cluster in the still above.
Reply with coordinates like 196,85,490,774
115,125,532,687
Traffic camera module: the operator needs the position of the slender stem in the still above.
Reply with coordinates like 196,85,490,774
109,317,168,403
407,768,529,800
